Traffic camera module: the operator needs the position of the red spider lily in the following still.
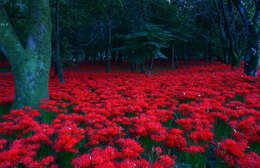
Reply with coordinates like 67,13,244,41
0,62,259,167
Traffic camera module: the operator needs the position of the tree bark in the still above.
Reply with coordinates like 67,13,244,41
220,0,239,66
233,0,259,76
140,61,145,74
208,31,212,62
254,1,260,68
148,57,154,76
106,49,111,73
214,0,229,64
0,1,52,109
106,20,112,73
0,50,7,61
183,43,188,64
223,47,229,64
171,46,175,70
54,0,64,84
175,50,179,68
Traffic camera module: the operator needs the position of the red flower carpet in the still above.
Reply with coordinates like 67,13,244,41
0,62,259,168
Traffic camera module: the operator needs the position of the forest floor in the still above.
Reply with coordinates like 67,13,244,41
0,62,259,168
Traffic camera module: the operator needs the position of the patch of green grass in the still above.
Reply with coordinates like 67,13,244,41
138,137,161,162
214,118,232,141
41,109,58,125
162,119,174,128
125,112,136,118
214,157,229,168
66,104,76,114
250,142,260,155
36,143,54,160
0,67,11,72
77,137,89,154
174,152,208,168
18,164,27,168
179,99,196,104
56,152,76,168
226,95,245,104
233,95,244,102
139,137,159,153
0,104,12,121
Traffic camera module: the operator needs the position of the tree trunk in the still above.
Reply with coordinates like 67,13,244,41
257,19,260,68
223,47,229,64
0,1,52,109
12,58,50,109
255,1,260,68
54,0,64,84
228,0,240,67
233,0,259,76
106,49,111,73
175,51,179,68
214,0,229,64
106,20,112,73
220,0,239,66
140,61,145,74
148,58,154,76
208,31,212,62
183,44,188,64
0,50,7,61
135,61,138,72
171,46,175,70
221,36,229,64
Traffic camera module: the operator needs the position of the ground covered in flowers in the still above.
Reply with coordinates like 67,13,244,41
0,62,259,168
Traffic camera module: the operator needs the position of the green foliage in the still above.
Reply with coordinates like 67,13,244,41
2,0,258,71
115,24,173,62
0,105,11,121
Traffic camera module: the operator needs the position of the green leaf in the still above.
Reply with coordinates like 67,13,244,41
143,42,161,48
154,50,167,59
117,0,124,8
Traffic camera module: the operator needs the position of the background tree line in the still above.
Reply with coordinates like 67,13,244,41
0,0,259,109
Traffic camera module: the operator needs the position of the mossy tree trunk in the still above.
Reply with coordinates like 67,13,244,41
0,1,52,109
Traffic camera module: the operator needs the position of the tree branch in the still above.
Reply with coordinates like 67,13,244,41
232,0,250,37
253,0,259,25
0,4,26,68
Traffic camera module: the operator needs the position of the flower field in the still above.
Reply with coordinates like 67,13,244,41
0,62,259,168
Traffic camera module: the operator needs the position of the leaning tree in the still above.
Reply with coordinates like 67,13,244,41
0,0,52,109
